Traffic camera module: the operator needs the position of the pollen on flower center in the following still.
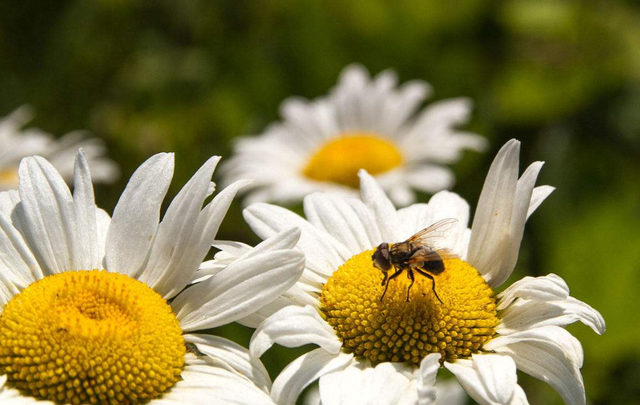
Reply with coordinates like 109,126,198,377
302,133,403,188
320,250,499,366
0,270,185,404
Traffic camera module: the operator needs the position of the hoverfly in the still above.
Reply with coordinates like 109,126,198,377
371,218,459,303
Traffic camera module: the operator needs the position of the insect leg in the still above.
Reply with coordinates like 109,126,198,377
415,268,443,304
406,269,415,302
379,268,404,301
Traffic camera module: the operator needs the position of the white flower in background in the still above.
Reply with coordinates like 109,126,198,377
0,151,305,404
221,64,486,207
243,140,605,405
0,106,118,190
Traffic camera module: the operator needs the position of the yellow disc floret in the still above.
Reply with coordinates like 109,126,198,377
320,250,498,365
0,270,185,404
0,168,19,187
302,133,403,188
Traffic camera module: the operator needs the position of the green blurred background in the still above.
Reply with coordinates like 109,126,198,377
1,1,639,404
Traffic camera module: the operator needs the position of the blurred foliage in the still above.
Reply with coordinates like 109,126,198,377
2,0,640,403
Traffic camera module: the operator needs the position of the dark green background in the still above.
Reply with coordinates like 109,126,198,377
1,1,639,404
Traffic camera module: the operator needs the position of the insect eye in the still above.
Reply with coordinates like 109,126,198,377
372,243,391,271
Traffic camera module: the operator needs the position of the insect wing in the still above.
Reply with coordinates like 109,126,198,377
406,218,458,248
407,247,459,265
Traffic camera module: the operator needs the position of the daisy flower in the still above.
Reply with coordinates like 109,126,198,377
221,64,487,207
0,151,305,404
0,106,118,190
244,140,606,405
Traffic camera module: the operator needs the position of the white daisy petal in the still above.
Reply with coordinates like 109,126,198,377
42,132,119,185
485,326,585,405
381,80,430,135
188,178,251,248
95,208,110,266
174,249,305,331
184,334,271,393
0,212,42,288
0,190,20,222
271,349,354,405
395,203,428,238
452,131,490,153
371,76,404,131
495,161,545,287
402,98,485,165
334,66,369,131
487,325,584,368
320,361,418,405
18,156,78,274
196,229,299,286
509,385,530,405
105,153,174,277
244,202,348,277
242,180,323,208
198,240,260,284
250,305,342,358
0,274,18,308
396,190,470,251
236,296,294,328
432,379,468,405
445,354,521,405
142,162,250,299
156,359,275,405
467,139,520,286
243,287,319,323
211,240,253,258
138,156,221,293
499,296,606,336
497,274,569,310
426,192,470,253
403,165,455,194
304,193,381,252
72,150,100,270
417,353,441,405
403,98,473,147
358,169,399,242
220,227,309,327
386,182,416,207
527,185,554,219
237,226,302,260
281,98,336,143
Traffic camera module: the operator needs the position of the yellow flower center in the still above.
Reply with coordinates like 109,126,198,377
0,270,185,404
320,250,499,365
302,133,404,188
0,168,19,187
